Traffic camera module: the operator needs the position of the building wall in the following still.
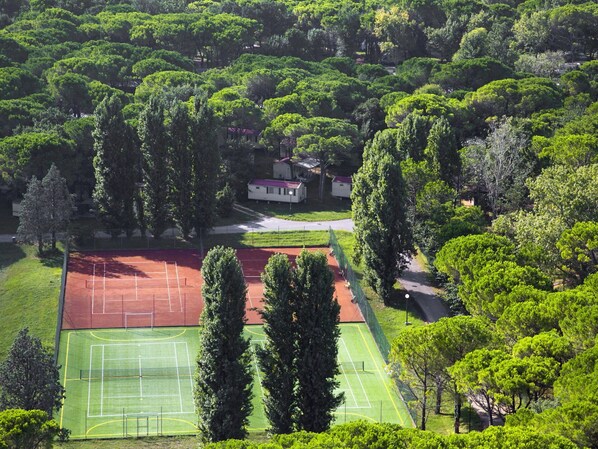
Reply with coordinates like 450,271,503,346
332,182,352,198
273,163,292,180
248,184,306,203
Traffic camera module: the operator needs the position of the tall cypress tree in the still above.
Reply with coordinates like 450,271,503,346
195,246,253,442
425,117,461,189
293,250,342,433
191,94,220,235
139,95,169,238
396,112,430,161
17,176,46,253
352,131,414,304
257,253,297,434
92,95,137,237
167,101,194,239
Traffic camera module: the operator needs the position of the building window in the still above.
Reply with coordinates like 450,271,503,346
267,187,274,194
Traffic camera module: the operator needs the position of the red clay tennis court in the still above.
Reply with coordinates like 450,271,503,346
63,248,363,330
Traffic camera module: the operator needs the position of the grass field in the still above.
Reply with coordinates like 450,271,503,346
0,243,62,360
58,324,412,440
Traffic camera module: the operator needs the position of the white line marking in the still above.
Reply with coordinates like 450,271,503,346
138,355,143,398
100,345,105,416
106,394,181,399
251,343,264,398
174,343,183,412
165,262,172,312
87,345,94,417
91,263,96,314
175,262,183,312
340,337,371,408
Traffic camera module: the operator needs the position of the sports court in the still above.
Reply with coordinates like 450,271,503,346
63,248,362,330
58,324,412,439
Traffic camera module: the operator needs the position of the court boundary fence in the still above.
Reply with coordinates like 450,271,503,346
328,228,417,425
54,239,69,363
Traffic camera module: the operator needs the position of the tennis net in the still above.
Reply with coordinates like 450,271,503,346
80,366,194,380
85,278,187,289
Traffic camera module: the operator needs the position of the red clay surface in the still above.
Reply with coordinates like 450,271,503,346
63,248,363,330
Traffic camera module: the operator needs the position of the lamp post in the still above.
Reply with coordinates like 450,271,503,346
288,189,294,211
404,293,411,325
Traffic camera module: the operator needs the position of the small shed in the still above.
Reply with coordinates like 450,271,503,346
332,176,352,199
11,200,22,217
294,158,318,181
273,158,293,180
226,127,261,144
248,179,307,203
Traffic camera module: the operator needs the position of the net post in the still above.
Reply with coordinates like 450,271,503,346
122,295,125,328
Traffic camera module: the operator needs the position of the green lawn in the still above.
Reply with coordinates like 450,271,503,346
58,324,411,440
0,243,62,360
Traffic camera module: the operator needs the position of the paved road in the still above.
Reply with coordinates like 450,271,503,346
399,256,450,323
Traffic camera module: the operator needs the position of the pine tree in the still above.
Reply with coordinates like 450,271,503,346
352,131,414,304
195,246,253,442
257,253,297,434
0,328,64,417
17,176,47,253
41,163,73,250
167,101,194,239
293,250,342,433
92,95,138,238
191,95,220,235
139,95,170,238
425,117,461,190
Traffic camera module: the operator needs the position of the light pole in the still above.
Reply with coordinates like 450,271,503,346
288,189,294,211
404,293,411,325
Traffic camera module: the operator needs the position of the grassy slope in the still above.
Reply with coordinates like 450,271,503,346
0,244,62,360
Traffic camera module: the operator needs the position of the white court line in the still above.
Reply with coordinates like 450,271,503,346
338,350,358,407
340,337,371,408
165,262,172,312
100,345,105,416
88,410,192,418
184,342,195,410
138,355,143,397
91,263,96,314
173,343,183,412
251,343,265,398
104,356,177,362
87,345,94,417
175,262,183,312
103,263,106,314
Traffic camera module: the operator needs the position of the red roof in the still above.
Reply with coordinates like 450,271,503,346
249,179,303,189
333,176,352,183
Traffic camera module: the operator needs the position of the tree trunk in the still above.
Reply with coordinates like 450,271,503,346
435,383,443,414
453,392,462,434
420,378,427,430
37,234,43,254
319,164,326,201
51,230,56,250
486,396,493,426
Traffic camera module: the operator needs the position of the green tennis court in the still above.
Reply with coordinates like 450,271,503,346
58,324,413,439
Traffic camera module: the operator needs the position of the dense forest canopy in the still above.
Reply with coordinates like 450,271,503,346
0,0,597,446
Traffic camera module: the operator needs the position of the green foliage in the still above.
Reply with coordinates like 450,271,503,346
92,94,138,236
0,409,60,449
0,328,64,417
215,184,235,218
293,250,342,433
195,246,253,442
352,131,413,304
257,254,296,434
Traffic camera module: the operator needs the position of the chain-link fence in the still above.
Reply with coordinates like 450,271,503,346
328,228,418,425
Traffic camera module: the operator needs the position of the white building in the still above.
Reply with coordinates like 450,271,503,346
332,176,352,199
272,157,318,181
248,179,306,203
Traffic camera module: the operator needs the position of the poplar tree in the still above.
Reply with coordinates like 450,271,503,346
139,95,169,238
167,101,194,239
396,112,430,161
191,95,220,235
293,250,342,433
195,246,252,442
257,253,296,434
41,163,73,250
352,131,414,304
92,95,138,237
425,117,461,190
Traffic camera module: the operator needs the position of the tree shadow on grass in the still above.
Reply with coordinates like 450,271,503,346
0,243,26,271
39,248,64,268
